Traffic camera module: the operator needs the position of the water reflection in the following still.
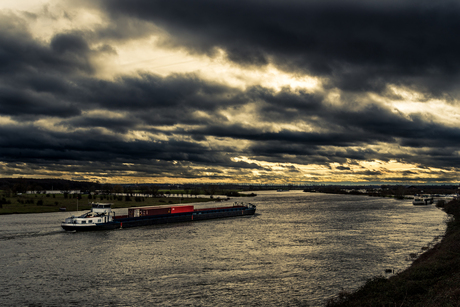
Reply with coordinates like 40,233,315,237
0,191,447,306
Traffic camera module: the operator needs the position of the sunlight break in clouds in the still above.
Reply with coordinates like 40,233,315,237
2,0,460,184
17,2,321,92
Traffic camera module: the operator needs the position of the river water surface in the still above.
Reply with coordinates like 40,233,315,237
0,191,447,306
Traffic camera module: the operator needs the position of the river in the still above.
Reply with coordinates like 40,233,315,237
0,191,447,306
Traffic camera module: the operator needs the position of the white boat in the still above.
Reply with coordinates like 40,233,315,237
61,203,119,231
413,198,427,205
412,196,434,206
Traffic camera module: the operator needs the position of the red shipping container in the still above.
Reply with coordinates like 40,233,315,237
128,205,194,217
170,205,194,214
141,208,171,216
129,207,172,217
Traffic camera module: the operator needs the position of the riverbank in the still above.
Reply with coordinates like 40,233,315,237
327,198,460,306
0,187,256,214
0,194,217,215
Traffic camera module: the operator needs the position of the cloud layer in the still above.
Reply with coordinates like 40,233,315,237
99,0,460,95
1,0,460,183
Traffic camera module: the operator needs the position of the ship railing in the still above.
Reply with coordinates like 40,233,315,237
232,201,256,209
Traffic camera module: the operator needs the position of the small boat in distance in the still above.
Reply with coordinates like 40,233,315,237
62,202,256,231
413,196,434,206
413,198,427,205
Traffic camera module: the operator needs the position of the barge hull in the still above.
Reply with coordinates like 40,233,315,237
61,222,120,231
62,203,256,231
116,206,256,229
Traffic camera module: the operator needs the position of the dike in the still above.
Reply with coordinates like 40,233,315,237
326,199,460,307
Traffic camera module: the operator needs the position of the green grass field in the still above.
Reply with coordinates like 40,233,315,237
0,193,215,215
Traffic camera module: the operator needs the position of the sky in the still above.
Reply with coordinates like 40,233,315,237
1,0,460,184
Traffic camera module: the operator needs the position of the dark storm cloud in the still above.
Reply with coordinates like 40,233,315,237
50,33,89,55
0,14,236,122
0,87,80,119
4,40,460,171
74,73,242,112
188,124,391,146
0,123,240,166
64,116,139,134
0,20,95,76
3,6,460,182
97,0,460,96
178,89,460,151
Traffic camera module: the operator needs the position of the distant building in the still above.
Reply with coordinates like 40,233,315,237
26,190,81,194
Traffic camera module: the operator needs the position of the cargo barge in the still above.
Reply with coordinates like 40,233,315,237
61,202,256,231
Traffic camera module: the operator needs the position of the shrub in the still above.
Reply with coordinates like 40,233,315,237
436,199,446,208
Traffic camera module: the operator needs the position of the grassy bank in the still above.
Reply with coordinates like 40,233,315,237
0,193,215,215
327,199,460,306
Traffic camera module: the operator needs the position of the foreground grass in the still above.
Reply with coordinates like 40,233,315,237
327,199,460,307
0,194,215,215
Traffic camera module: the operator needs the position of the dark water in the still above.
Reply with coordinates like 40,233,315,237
0,191,447,306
